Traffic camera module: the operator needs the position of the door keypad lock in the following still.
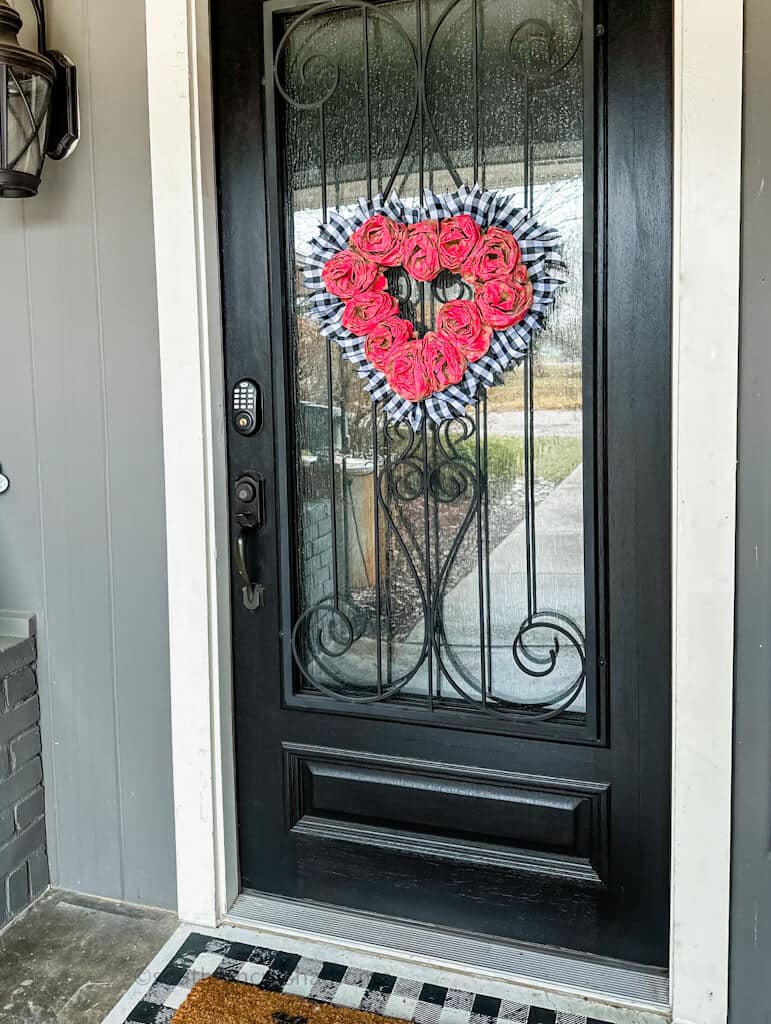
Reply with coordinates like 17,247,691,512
232,379,262,436
233,472,266,611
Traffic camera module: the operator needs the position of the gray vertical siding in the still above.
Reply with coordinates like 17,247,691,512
729,0,771,1017
0,0,176,908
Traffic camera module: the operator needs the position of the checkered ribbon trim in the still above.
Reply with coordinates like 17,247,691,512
302,184,567,428
123,932,611,1024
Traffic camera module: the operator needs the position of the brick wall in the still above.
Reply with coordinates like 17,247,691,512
0,638,48,929
303,498,335,608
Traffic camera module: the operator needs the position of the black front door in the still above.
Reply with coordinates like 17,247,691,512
214,0,672,967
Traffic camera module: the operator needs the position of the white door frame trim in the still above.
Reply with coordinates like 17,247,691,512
668,3,742,1022
143,1,743,1021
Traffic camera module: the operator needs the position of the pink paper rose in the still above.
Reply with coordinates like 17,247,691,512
436,299,492,362
511,261,530,285
401,221,441,282
438,215,482,273
365,316,415,372
421,332,468,392
349,215,405,267
322,250,382,300
462,227,521,284
475,272,533,329
383,339,433,402
342,279,398,335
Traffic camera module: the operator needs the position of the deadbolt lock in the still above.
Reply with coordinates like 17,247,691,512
234,472,265,530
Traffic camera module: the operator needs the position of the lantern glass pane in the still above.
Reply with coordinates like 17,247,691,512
4,66,51,176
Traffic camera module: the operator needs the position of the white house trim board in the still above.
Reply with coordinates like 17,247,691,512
668,0,742,1022
143,0,743,1021
143,0,238,925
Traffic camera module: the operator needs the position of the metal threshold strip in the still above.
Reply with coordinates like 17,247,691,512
227,892,670,1018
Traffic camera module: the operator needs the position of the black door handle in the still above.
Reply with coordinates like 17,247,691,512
235,527,264,611
233,472,266,611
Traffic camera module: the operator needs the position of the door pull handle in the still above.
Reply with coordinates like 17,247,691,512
235,528,264,611
233,472,266,612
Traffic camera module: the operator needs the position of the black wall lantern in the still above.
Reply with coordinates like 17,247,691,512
0,0,78,198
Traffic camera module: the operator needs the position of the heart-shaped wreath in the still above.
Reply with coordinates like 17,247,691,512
302,184,566,426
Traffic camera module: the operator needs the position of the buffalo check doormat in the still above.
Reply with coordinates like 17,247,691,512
117,932,613,1024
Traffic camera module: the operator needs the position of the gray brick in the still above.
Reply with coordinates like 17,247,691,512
0,746,10,782
6,863,29,916
0,818,45,878
14,787,44,830
0,638,35,681
27,847,49,896
4,668,36,709
0,809,13,845
0,757,43,814
0,696,40,747
10,726,41,770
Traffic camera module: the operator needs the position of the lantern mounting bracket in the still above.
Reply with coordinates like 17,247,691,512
27,0,79,162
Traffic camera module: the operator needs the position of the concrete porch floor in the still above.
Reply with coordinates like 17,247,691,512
0,889,177,1024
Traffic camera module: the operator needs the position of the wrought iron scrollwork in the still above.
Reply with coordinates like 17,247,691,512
430,270,472,306
273,0,421,199
292,409,586,722
282,0,588,723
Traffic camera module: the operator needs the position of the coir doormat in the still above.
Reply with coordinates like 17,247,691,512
123,932,613,1024
171,975,406,1024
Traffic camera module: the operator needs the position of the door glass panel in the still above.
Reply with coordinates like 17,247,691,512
275,0,588,726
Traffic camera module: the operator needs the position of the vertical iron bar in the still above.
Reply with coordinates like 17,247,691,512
416,0,425,191
422,420,434,710
384,411,394,687
526,345,538,614
483,393,493,690
471,0,479,182
338,112,349,608
362,8,372,200
474,404,488,707
320,104,340,610
433,436,442,699
527,74,538,616
416,0,426,328
372,405,383,696
327,360,340,610
341,380,350,604
522,74,538,620
320,106,328,213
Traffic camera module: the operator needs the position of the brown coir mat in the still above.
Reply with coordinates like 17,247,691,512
173,977,407,1024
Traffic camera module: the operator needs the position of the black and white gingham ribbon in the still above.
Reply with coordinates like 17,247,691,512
302,184,567,428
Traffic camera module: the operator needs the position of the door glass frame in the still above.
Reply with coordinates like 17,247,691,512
262,0,607,744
